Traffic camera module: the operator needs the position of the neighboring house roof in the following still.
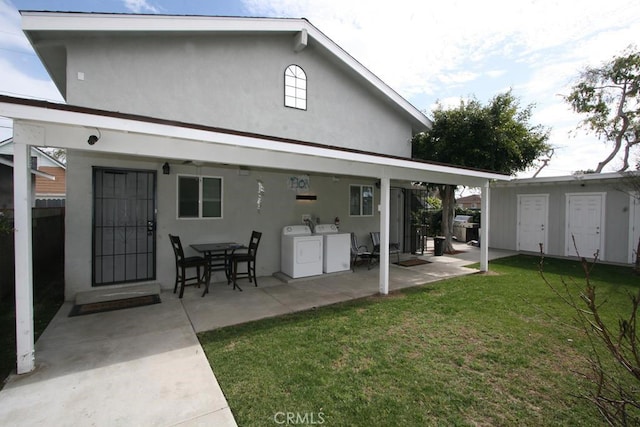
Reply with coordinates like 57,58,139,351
0,156,55,180
0,138,64,189
456,194,481,208
456,194,481,204
0,138,66,168
20,11,432,133
492,171,637,187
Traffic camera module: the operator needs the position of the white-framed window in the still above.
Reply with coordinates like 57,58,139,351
177,175,223,219
284,64,307,110
349,184,374,216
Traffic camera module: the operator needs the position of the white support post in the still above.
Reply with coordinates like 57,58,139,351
480,180,490,272
13,140,35,374
379,177,390,295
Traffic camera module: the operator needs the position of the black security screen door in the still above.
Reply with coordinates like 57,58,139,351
92,168,157,286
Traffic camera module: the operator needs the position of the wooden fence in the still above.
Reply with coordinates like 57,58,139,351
0,208,65,301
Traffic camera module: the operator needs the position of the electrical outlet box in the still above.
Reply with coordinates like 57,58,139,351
302,214,311,222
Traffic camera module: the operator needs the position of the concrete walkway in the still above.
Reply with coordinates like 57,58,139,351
0,296,237,426
0,244,515,426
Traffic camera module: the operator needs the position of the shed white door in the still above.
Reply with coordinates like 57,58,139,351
517,194,548,253
630,194,640,264
565,193,605,260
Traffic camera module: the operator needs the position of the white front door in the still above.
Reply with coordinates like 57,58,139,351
630,194,640,264
565,193,605,260
517,194,548,253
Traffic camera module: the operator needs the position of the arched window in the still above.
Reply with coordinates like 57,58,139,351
284,65,307,110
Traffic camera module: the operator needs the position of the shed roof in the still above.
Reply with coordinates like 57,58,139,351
492,172,638,187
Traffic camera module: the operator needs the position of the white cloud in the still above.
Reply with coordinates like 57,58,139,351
486,69,507,79
0,1,34,53
242,0,640,106
0,57,63,102
437,71,479,86
123,0,161,14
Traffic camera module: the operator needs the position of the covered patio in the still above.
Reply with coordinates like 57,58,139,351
1,94,508,375
181,242,516,332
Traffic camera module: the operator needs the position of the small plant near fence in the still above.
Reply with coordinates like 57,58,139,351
0,211,12,236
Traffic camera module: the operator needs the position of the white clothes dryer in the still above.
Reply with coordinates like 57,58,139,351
314,224,351,273
281,225,323,278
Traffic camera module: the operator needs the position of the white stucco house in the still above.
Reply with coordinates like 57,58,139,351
489,172,640,265
2,11,508,373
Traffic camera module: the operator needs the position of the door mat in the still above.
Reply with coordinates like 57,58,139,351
395,259,431,267
69,294,161,317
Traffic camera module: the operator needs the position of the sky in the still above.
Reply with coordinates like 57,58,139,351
1,0,639,178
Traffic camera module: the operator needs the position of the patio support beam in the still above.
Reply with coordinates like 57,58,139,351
480,180,490,272
378,177,390,295
13,138,35,374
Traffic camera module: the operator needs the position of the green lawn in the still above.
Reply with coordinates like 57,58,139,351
199,255,639,426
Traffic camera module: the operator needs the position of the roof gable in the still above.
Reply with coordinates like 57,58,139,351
21,11,431,132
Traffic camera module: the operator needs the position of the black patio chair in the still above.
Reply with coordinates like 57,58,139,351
168,234,210,298
228,231,262,291
369,231,401,269
350,232,373,271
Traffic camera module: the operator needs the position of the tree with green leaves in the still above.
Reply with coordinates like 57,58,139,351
565,45,640,172
412,91,550,253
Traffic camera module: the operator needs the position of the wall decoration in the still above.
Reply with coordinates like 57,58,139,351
257,180,265,212
288,175,310,192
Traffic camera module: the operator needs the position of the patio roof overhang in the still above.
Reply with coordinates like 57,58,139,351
2,94,508,375
0,95,507,186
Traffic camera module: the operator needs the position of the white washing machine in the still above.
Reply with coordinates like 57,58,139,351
281,225,324,278
314,224,351,273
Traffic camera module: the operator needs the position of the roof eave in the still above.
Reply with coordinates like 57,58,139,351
0,95,504,186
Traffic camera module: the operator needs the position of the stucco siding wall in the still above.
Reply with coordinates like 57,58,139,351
488,186,518,251
63,34,413,157
65,150,382,299
490,182,632,264
602,188,632,262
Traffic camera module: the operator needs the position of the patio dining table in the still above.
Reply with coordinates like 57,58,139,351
190,242,246,289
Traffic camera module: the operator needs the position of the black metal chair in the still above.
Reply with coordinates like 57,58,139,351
369,231,401,269
168,234,210,298
228,231,262,291
350,232,373,271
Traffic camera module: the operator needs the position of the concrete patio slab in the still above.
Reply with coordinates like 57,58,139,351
181,243,514,334
0,295,237,427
